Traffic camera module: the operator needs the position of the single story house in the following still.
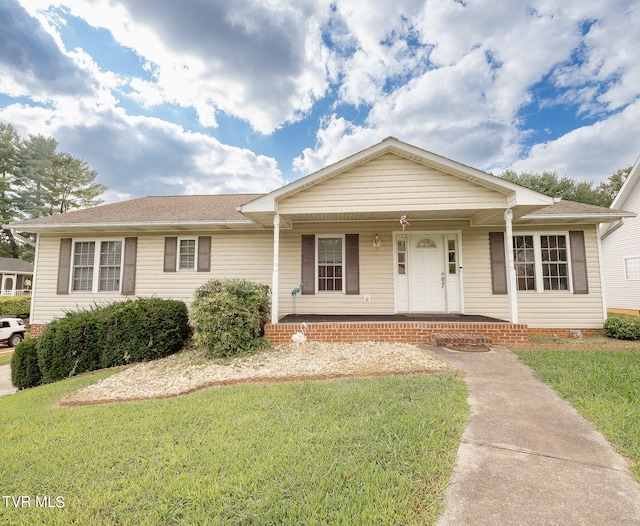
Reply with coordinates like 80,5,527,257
0,257,34,296
601,154,640,313
5,138,634,345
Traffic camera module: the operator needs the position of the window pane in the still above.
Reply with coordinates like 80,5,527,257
179,239,196,270
513,236,535,291
72,242,95,291
540,235,569,290
318,237,343,292
99,241,122,291
625,257,640,280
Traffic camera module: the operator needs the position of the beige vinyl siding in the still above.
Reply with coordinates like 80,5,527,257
277,222,397,316
460,228,511,320
31,231,272,324
602,181,640,310
514,225,604,328
278,153,507,215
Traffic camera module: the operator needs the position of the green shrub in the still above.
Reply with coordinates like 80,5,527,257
10,338,42,390
0,296,31,318
37,298,191,383
604,314,640,340
191,279,270,358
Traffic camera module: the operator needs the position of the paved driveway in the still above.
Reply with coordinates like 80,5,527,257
0,364,17,396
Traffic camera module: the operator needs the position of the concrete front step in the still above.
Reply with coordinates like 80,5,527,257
432,332,493,352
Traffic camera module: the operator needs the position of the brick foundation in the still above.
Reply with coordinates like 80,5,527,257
28,324,47,338
265,321,529,347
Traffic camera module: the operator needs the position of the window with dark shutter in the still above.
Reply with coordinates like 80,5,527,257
489,232,507,295
345,234,360,295
57,238,73,295
301,235,315,295
569,230,589,294
122,237,138,295
164,237,177,272
197,236,211,272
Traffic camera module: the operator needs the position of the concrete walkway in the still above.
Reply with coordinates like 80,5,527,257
426,345,640,526
0,364,17,396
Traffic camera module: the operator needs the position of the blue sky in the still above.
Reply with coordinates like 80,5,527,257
1,0,639,203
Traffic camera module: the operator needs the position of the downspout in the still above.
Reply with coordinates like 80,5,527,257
596,224,608,322
504,208,519,323
271,213,280,324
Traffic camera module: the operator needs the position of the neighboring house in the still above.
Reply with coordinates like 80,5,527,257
0,257,34,296
601,155,640,313
5,138,634,341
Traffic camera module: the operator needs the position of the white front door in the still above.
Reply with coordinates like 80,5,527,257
409,234,446,311
395,232,460,313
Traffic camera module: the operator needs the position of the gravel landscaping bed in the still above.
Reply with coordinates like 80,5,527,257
60,342,452,406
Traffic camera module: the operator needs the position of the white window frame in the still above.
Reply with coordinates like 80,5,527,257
70,238,124,293
316,235,345,293
177,237,198,271
624,256,640,281
513,232,572,293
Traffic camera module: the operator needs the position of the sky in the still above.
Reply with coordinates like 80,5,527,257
1,0,639,204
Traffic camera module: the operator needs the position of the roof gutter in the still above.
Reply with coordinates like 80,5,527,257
2,228,37,248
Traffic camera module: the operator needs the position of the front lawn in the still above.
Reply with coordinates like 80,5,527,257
515,342,640,481
0,370,467,525
0,351,12,366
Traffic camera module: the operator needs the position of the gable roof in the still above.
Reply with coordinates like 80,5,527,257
0,257,33,273
517,200,635,225
240,137,554,220
6,195,264,233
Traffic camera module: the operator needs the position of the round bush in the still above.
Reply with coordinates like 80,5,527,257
191,279,270,358
11,338,42,390
604,315,640,340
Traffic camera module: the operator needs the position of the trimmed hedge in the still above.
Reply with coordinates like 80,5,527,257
0,296,31,318
10,338,42,390
32,298,191,385
604,314,640,341
191,279,270,358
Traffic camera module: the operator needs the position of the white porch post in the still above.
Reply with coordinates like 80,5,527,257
271,213,280,324
504,208,519,323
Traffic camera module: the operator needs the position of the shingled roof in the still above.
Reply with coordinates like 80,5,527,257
0,257,33,273
7,194,265,232
517,200,635,224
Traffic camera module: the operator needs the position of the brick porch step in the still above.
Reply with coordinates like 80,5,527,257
432,332,492,352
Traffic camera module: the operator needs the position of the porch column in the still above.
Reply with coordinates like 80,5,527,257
271,213,280,324
504,208,519,323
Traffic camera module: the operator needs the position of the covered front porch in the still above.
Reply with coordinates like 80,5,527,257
265,313,529,347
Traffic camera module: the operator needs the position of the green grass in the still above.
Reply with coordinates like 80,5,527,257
515,346,640,481
0,370,467,525
0,352,12,366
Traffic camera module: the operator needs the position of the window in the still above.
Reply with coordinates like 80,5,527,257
397,238,406,275
72,240,123,292
179,238,197,270
513,234,569,292
625,257,640,280
317,237,343,292
448,239,457,274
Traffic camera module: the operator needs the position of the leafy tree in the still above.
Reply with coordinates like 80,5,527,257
0,122,108,261
501,167,630,207
0,123,24,258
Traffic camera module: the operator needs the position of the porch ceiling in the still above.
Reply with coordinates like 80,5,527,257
278,205,541,226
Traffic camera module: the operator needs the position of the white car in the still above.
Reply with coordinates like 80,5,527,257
0,317,26,347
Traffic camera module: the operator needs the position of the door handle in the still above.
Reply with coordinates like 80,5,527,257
441,272,445,288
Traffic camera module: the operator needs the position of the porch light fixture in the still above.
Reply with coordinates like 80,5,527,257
373,234,381,249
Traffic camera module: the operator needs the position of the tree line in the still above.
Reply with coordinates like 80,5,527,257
1,122,107,261
500,167,630,207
